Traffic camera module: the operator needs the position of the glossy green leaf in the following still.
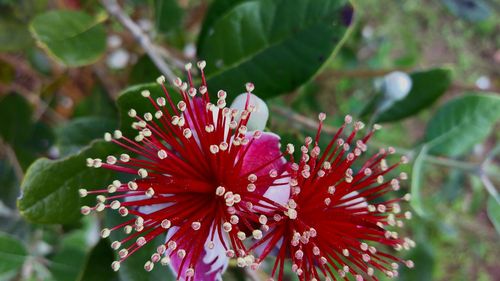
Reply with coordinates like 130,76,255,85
424,94,500,157
56,117,117,156
77,239,118,281
154,0,184,34
49,230,89,281
361,68,452,122
410,145,428,217
129,56,162,85
0,159,20,210
0,93,32,144
197,0,354,99
197,0,248,51
14,121,55,171
0,232,28,280
30,10,106,66
487,196,500,235
73,86,118,119
17,141,118,224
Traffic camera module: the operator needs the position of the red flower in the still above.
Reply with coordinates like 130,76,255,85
80,61,289,280
252,114,414,281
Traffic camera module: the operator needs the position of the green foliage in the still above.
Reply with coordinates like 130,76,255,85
56,117,118,156
30,10,106,66
50,238,87,281
487,196,500,235
77,239,118,281
0,93,54,170
0,93,32,144
154,0,184,35
0,232,27,280
410,145,428,217
375,68,452,123
424,94,500,156
73,86,118,119
0,16,32,52
1,0,499,280
198,0,354,99
129,56,162,85
17,141,118,224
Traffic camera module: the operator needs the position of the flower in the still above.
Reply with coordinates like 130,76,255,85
251,114,414,281
79,61,289,280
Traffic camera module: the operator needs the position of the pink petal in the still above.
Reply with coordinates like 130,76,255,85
240,132,288,196
167,227,228,281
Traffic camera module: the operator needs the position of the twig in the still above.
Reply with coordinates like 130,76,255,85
154,45,186,69
1,141,24,180
270,105,337,135
101,0,177,82
479,173,499,204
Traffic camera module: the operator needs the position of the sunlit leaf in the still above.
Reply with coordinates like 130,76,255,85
198,0,354,99
410,145,428,217
30,10,106,66
17,141,118,224
56,117,117,156
0,232,28,280
424,94,500,157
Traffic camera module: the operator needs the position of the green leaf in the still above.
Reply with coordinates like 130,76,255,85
0,232,28,280
410,145,428,217
117,83,180,137
129,56,162,85
73,86,118,119
398,242,435,281
197,0,248,51
0,17,33,52
0,158,20,209
361,68,452,123
30,10,106,67
56,117,118,156
487,196,500,235
49,231,88,281
17,140,118,224
14,121,55,171
154,0,184,34
197,0,354,99
0,93,32,144
77,239,118,281
424,94,500,157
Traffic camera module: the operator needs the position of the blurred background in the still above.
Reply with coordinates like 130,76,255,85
0,0,499,280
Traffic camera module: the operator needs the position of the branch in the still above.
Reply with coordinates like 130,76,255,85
1,141,24,180
270,105,337,135
101,0,177,82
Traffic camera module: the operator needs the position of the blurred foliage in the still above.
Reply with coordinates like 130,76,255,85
0,0,498,280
